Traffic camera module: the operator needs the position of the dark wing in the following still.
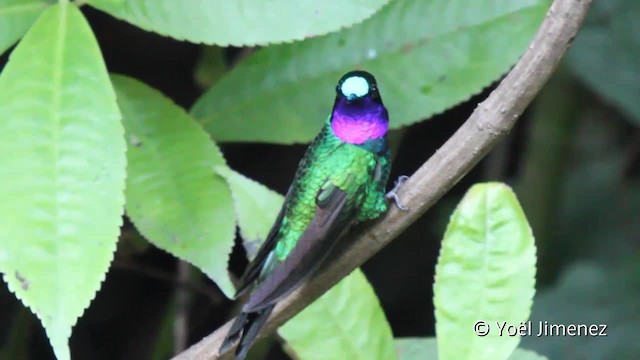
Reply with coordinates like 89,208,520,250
234,188,293,298
244,182,356,312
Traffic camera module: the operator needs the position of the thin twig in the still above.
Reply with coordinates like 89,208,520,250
174,0,592,358
112,258,222,306
173,261,192,354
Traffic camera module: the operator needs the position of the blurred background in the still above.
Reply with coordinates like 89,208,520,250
0,1,638,359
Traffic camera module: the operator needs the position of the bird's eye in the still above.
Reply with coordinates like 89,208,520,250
340,76,369,99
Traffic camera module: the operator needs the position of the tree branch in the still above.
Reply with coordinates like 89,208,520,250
174,0,592,358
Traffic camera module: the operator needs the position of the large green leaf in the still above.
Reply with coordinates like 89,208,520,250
521,263,640,359
395,338,547,360
567,0,640,125
280,269,397,360
395,338,439,359
213,166,283,260
191,0,549,144
0,0,50,56
86,0,390,46
555,116,640,264
0,3,126,360
434,183,536,360
111,75,237,298
509,349,549,360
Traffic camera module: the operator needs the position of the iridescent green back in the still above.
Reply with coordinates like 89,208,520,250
271,118,390,261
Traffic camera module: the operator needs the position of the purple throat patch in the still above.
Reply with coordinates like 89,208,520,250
331,111,388,144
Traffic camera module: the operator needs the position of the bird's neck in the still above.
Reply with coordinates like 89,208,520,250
330,103,388,145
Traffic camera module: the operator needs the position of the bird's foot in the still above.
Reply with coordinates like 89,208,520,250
385,175,409,211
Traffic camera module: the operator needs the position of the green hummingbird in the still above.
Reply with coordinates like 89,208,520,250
220,70,407,359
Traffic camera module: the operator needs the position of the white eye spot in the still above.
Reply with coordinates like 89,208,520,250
340,76,369,98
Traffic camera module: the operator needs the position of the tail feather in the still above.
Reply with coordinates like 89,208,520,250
219,312,249,355
219,305,275,360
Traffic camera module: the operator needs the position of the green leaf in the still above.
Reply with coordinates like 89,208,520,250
395,338,547,360
0,3,126,360
279,269,396,360
434,183,536,360
556,116,640,264
521,262,640,359
509,349,548,360
191,0,549,144
213,166,283,260
395,337,438,359
86,0,390,46
0,0,50,56
111,75,237,298
567,0,640,125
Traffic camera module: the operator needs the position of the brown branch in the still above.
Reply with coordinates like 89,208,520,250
174,0,592,358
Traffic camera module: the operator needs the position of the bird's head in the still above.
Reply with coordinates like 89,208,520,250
330,70,389,145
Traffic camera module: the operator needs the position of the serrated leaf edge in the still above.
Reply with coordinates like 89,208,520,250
88,0,393,47
213,165,283,242
194,1,547,144
1,3,126,359
112,74,238,297
433,182,537,359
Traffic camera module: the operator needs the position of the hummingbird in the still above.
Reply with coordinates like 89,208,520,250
220,70,407,359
